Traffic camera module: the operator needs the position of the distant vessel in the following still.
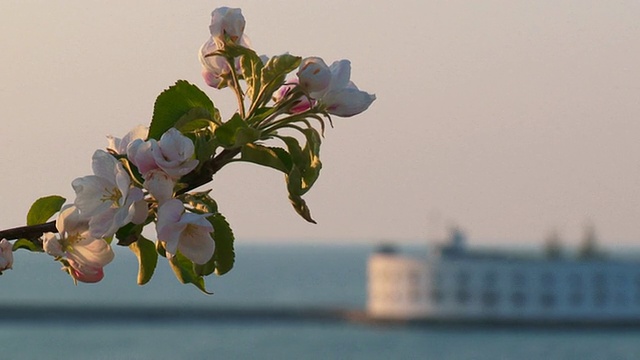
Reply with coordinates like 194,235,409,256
367,229,640,325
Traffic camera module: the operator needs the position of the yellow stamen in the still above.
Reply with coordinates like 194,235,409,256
100,187,123,206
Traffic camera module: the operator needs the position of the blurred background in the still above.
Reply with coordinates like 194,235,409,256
2,1,640,359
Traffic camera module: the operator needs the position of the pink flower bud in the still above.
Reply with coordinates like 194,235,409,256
273,79,314,114
0,239,13,271
68,260,105,283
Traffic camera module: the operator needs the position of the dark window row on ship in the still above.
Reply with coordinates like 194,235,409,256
426,288,636,309
372,268,640,288
370,267,640,309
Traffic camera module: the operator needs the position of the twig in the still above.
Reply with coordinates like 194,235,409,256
177,147,241,195
0,221,56,241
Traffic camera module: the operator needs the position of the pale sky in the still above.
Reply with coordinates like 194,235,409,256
1,1,640,247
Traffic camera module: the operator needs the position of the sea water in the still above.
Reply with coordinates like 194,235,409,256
2,244,640,359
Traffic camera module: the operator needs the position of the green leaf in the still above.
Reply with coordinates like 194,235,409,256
223,42,259,60
275,129,323,196
300,128,323,192
214,113,260,148
214,113,245,147
194,134,219,173
178,118,217,133
260,54,301,106
174,107,220,131
246,106,277,127
26,195,66,226
12,239,41,252
210,213,235,276
193,253,216,277
115,222,144,246
169,252,211,294
129,236,158,285
279,136,307,170
289,194,316,224
257,134,321,223
286,164,304,196
301,156,322,193
286,165,316,223
240,51,264,103
302,127,322,159
149,80,218,140
156,241,167,258
271,147,294,173
241,144,290,173
182,191,219,214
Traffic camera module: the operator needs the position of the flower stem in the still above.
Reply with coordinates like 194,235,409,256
226,56,246,119
0,221,56,241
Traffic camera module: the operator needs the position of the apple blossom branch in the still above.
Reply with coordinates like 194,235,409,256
0,221,54,242
0,148,241,242
0,6,376,287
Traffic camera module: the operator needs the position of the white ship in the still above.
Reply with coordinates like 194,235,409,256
367,229,640,325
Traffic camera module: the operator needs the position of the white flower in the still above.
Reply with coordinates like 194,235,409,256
297,57,332,94
72,150,147,238
199,35,251,89
127,128,198,180
106,125,148,155
313,59,376,117
43,205,115,283
127,138,157,174
144,169,175,204
0,239,13,271
209,7,246,47
199,7,251,89
152,128,199,179
199,38,232,88
320,81,376,117
156,199,214,265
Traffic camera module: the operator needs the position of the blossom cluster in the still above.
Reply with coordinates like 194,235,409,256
275,58,376,117
199,7,375,117
41,127,214,283
2,6,374,291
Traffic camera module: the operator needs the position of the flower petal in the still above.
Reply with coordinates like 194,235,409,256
91,150,119,183
178,225,214,265
107,125,148,154
43,234,64,257
328,60,351,93
152,129,199,178
68,262,104,283
72,175,114,218
68,236,115,269
298,57,331,94
127,138,158,174
88,207,119,238
322,85,376,117
157,199,188,254
144,169,175,204
209,7,245,46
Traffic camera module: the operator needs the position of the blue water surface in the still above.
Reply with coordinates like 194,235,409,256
2,244,640,359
